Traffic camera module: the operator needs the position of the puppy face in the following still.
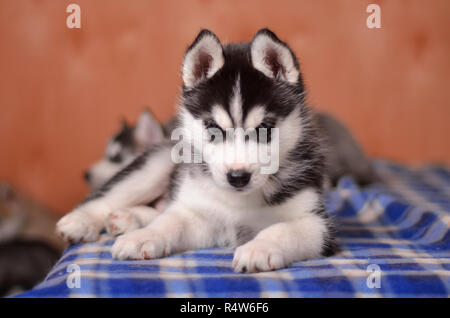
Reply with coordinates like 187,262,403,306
85,111,164,190
177,29,306,194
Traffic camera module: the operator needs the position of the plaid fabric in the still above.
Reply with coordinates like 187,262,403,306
16,160,450,297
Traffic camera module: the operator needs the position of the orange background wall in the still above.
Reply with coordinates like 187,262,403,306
0,0,449,214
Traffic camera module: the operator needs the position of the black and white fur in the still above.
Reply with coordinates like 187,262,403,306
82,111,175,236
84,110,166,191
57,29,337,272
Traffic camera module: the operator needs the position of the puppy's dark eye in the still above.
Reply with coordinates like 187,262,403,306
256,122,273,130
109,153,123,163
205,120,224,142
205,120,221,130
256,122,274,143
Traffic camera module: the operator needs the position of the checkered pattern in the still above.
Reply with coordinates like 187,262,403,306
16,160,450,297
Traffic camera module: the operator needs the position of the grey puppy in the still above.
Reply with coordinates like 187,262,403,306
315,112,377,186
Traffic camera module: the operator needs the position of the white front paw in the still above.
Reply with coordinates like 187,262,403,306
56,210,102,243
111,228,168,260
105,209,140,236
232,239,286,273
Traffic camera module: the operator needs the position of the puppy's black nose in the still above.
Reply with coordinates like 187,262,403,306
227,170,251,188
83,171,91,182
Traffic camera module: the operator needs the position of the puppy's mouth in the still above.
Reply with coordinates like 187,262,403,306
227,182,255,194
226,170,251,188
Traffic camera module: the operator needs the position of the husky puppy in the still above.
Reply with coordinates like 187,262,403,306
57,29,337,272
85,110,166,191
83,111,177,236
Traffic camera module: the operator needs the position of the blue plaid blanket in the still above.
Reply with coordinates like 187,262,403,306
16,160,450,297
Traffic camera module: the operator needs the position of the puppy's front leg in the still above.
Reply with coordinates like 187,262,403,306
233,213,333,273
111,204,215,260
105,205,162,236
57,145,173,243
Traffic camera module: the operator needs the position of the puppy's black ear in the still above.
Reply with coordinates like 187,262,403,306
134,109,164,147
121,118,129,130
250,29,300,83
182,29,224,88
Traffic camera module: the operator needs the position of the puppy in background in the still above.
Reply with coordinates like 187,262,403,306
0,183,62,296
83,110,177,236
84,110,176,191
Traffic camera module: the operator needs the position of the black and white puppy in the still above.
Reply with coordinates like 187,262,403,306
84,110,166,191
57,29,337,272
